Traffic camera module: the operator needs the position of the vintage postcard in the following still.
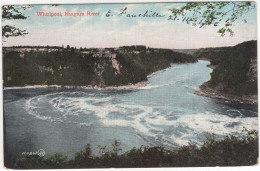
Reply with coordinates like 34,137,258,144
1,0,258,169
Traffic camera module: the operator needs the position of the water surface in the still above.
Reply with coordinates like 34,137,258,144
4,60,258,158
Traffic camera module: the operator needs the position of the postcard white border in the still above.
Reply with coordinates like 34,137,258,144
0,0,259,171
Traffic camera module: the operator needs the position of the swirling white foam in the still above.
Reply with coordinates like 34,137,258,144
24,92,258,147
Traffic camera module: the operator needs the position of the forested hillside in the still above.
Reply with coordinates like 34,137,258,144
3,46,197,87
195,40,257,99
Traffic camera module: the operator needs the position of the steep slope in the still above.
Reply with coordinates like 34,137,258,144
3,46,197,88
195,40,257,104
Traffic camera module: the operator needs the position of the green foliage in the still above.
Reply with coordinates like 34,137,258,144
208,40,256,96
194,40,257,96
2,5,28,20
2,5,32,39
115,52,147,84
45,153,68,168
112,140,122,155
120,45,147,52
3,49,95,87
2,25,28,38
9,131,258,169
140,49,197,75
3,46,196,87
170,2,255,36
69,144,96,168
102,64,122,86
114,48,196,85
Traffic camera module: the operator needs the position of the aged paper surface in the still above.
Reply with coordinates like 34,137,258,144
1,0,259,170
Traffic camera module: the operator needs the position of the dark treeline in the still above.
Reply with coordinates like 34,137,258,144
3,50,96,87
6,131,258,169
7,45,63,49
3,46,197,87
195,40,257,96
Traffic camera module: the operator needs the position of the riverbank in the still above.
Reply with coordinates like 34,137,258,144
4,60,258,169
3,64,176,91
147,66,172,78
3,81,149,91
197,57,210,61
195,81,258,105
9,131,259,169
194,41,257,106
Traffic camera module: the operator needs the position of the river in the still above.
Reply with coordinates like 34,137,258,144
3,60,258,159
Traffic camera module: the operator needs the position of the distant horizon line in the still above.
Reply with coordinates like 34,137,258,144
2,39,257,50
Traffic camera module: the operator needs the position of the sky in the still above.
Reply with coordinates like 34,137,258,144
2,2,257,49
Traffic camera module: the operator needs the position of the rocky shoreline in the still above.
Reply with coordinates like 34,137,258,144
195,81,258,105
3,81,149,91
3,65,172,91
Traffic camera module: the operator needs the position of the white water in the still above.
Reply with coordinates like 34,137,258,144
4,60,258,157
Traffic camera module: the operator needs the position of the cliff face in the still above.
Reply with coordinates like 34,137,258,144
195,40,257,104
2,46,197,87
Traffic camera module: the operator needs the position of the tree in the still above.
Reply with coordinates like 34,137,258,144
2,5,32,41
170,2,255,36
